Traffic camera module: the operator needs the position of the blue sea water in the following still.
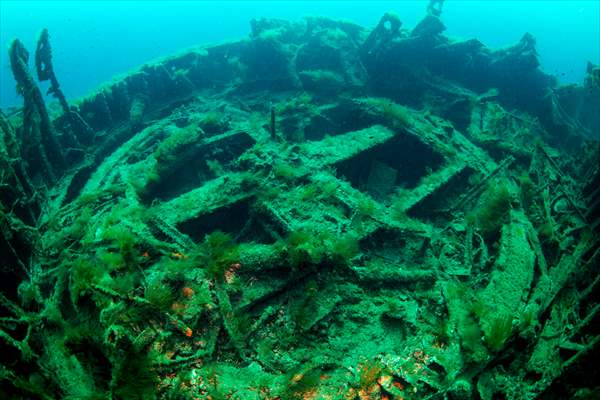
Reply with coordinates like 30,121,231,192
0,0,598,109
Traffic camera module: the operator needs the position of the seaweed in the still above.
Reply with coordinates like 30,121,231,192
273,161,302,181
144,278,176,313
108,336,157,400
198,231,240,282
362,97,413,129
111,230,137,265
283,229,359,269
517,172,537,210
466,179,512,238
330,234,360,263
356,196,376,218
285,230,321,268
69,257,107,305
482,313,513,352
199,111,228,134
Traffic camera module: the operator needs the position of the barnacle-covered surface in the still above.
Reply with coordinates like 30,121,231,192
1,12,599,400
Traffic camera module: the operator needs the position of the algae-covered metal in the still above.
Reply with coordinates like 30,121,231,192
0,12,599,400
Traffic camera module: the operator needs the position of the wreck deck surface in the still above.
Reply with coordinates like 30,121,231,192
1,13,600,400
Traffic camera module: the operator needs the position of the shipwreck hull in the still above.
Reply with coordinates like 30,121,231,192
1,13,599,400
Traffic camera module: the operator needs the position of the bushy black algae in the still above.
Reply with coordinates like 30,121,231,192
1,6,600,400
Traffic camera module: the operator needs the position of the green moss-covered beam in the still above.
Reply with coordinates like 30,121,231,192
9,39,64,183
35,29,89,148
35,29,68,113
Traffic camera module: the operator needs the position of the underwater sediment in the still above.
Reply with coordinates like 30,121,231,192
1,9,600,400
